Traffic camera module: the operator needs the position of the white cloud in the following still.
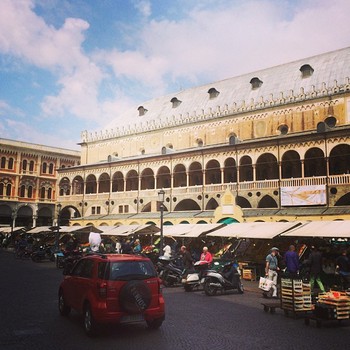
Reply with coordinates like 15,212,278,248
133,0,152,18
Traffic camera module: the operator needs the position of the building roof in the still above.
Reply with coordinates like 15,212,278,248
83,47,350,143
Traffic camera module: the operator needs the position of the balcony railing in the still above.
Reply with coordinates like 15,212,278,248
57,174,350,203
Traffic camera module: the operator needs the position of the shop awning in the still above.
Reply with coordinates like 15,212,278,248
27,226,53,234
280,221,350,238
156,224,223,238
54,225,103,234
207,222,301,239
0,226,26,234
100,224,159,237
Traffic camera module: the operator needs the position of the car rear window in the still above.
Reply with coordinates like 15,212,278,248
99,260,157,281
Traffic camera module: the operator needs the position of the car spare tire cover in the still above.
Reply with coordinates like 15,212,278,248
119,281,152,314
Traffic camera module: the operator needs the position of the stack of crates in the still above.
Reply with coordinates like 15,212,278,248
281,278,312,313
316,292,350,320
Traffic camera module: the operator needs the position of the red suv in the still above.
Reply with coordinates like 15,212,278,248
58,253,165,336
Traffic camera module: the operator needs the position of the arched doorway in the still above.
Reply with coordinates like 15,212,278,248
281,150,301,178
37,207,53,226
157,166,171,189
16,205,33,227
174,199,201,211
85,174,97,194
173,164,187,187
126,170,138,191
98,173,110,193
205,160,221,184
224,158,237,183
236,196,252,208
304,148,326,177
205,198,219,210
329,144,350,175
189,162,203,186
258,195,278,208
239,156,253,182
256,153,279,180
112,171,124,192
141,168,155,190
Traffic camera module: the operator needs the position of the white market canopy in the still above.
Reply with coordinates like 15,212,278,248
100,224,159,237
26,226,53,234
0,226,26,234
157,224,223,238
281,220,350,238
207,222,301,239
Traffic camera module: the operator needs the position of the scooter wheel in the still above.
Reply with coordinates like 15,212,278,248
204,279,217,296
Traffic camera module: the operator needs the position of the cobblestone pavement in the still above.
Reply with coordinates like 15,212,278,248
1,249,350,350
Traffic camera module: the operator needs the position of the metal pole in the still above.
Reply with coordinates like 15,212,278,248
160,202,164,256
55,204,62,251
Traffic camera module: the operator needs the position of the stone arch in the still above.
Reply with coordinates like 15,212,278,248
112,171,124,192
72,176,84,195
173,164,186,187
59,177,71,196
304,147,326,177
197,220,208,224
180,220,190,224
98,173,110,193
281,150,302,178
86,174,97,194
174,199,201,211
256,153,279,180
164,221,173,226
329,144,350,175
141,202,152,212
205,198,219,210
126,170,138,191
16,205,33,227
60,206,81,225
334,193,350,206
239,156,253,182
37,207,53,226
236,196,252,208
141,168,155,190
189,162,203,186
224,157,237,183
0,204,12,225
157,166,171,189
258,195,278,208
205,160,221,184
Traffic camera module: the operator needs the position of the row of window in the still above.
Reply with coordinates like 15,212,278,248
0,156,73,173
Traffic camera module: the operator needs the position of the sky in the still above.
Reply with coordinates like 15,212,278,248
0,0,349,150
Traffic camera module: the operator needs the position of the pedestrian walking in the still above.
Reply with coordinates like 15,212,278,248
265,247,279,298
308,245,325,293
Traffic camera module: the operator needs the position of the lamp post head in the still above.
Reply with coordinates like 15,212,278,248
158,189,165,203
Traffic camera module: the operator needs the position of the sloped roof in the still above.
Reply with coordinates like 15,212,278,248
93,47,350,140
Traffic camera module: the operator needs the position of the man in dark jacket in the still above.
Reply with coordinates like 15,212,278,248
309,245,325,293
284,245,299,278
180,246,193,271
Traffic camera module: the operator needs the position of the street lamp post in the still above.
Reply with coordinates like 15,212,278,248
158,189,165,256
55,203,62,251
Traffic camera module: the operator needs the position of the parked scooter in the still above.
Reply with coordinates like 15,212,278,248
203,260,244,296
182,261,211,292
158,255,184,287
31,244,55,262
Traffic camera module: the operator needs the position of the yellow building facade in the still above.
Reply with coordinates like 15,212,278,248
57,48,350,226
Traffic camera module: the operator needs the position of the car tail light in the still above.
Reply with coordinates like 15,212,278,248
158,278,162,294
98,282,107,298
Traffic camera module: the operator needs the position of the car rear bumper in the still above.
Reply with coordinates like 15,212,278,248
92,296,165,324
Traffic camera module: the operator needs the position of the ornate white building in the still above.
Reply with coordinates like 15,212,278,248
57,47,350,226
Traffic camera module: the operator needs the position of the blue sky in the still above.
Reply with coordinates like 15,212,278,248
0,0,349,150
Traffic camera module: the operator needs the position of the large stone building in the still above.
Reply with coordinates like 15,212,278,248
0,139,80,228
57,47,350,226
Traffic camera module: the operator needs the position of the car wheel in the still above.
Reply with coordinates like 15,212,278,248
83,303,98,336
147,318,164,330
58,291,71,316
204,278,217,296
119,281,152,314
